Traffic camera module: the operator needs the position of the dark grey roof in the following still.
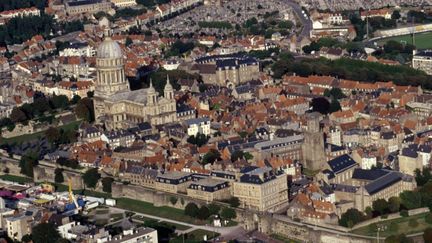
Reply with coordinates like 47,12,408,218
415,50,432,57
418,144,432,153
352,168,389,181
401,147,418,158
327,154,357,174
67,0,103,7
364,172,402,195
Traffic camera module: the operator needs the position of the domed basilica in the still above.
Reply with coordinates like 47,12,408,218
93,34,177,130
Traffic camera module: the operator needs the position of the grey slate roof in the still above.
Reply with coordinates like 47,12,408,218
327,154,357,174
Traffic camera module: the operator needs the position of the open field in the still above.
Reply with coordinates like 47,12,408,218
376,31,432,50
351,213,431,237
115,197,206,225
0,120,81,145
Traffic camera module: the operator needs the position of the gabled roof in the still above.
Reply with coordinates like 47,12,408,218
352,168,389,181
364,172,402,195
327,154,357,174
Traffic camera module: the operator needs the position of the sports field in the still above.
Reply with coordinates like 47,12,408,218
377,31,432,50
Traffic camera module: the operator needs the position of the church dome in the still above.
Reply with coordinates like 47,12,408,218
97,37,123,59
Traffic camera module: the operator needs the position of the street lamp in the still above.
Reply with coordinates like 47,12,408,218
376,225,387,243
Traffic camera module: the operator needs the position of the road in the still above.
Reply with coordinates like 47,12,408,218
284,0,312,39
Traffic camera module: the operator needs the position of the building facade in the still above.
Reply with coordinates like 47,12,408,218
233,167,288,212
412,50,432,75
93,34,177,130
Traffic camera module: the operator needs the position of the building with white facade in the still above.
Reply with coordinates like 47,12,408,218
185,117,211,136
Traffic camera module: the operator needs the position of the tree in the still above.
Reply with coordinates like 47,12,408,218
169,196,178,205
311,97,330,114
50,94,69,109
372,199,389,215
339,208,365,227
197,205,210,220
101,177,114,193
75,98,94,122
71,95,81,104
45,127,61,144
226,197,240,208
415,168,432,187
202,149,221,165
221,207,236,220
425,213,432,224
400,190,422,209
54,168,64,183
32,222,61,243
391,10,401,20
388,197,400,213
82,168,101,188
424,227,432,243
19,153,38,177
231,150,245,162
21,234,32,243
125,37,133,47
185,202,199,218
56,157,79,169
208,203,221,215
329,99,341,113
10,107,27,123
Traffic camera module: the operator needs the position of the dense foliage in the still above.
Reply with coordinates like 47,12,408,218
19,153,38,177
272,57,432,89
165,40,196,57
339,208,366,228
31,222,62,243
83,168,101,188
0,14,54,45
102,177,114,193
0,0,46,11
54,168,64,183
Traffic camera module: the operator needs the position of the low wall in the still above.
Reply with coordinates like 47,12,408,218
352,207,430,230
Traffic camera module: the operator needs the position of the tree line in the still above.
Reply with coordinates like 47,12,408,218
0,13,84,46
272,56,432,90
0,0,46,11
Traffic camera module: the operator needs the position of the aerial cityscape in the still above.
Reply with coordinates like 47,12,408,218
2,0,432,242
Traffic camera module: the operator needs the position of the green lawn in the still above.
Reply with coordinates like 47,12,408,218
171,229,220,243
351,213,431,237
115,197,205,225
0,174,33,184
377,31,432,50
0,120,81,145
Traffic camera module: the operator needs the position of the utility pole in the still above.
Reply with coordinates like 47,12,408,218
412,17,416,47
366,8,370,40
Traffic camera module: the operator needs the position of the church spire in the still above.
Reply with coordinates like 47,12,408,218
164,75,174,100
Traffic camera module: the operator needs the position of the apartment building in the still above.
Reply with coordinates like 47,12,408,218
233,167,288,212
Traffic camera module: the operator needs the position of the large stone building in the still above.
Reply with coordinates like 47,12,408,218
65,0,112,15
189,54,260,87
233,167,288,212
93,34,177,130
